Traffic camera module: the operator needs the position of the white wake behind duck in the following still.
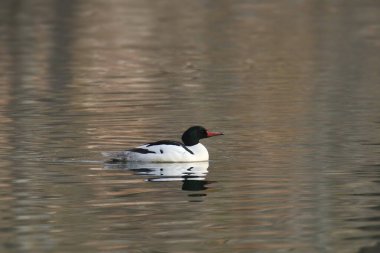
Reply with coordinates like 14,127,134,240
102,126,223,162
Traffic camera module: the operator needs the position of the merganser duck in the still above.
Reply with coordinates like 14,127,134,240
102,126,223,162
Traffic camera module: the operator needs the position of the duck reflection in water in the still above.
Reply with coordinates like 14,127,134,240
104,162,211,192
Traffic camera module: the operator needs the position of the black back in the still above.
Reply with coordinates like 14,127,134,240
146,140,194,154
147,140,183,147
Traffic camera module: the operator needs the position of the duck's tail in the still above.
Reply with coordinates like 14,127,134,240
101,151,127,163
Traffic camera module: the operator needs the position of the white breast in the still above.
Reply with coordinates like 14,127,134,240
187,143,209,161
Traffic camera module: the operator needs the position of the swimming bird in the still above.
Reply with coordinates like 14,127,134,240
102,126,223,162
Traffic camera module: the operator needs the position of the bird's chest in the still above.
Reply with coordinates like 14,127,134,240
187,144,209,161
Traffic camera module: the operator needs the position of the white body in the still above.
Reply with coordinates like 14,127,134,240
103,143,209,162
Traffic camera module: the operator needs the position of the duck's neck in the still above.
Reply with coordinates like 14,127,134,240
182,137,199,146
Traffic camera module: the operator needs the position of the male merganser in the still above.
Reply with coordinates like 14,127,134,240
102,126,223,162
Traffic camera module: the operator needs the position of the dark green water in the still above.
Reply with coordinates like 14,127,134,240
1,0,380,252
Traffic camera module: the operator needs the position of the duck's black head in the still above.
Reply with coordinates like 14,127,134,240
181,126,223,146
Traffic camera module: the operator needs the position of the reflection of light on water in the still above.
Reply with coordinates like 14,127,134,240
104,161,209,191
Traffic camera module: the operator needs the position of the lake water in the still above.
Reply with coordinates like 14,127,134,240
1,0,380,252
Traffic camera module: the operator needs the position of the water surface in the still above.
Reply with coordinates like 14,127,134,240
1,0,380,252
